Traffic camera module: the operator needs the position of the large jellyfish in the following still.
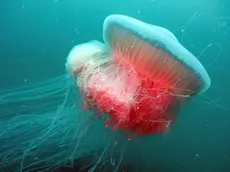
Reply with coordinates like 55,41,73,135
0,14,211,171
74,14,211,136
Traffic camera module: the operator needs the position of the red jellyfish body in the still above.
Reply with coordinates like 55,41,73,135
75,15,211,136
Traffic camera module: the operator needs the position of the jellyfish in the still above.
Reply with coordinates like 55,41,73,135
75,14,211,136
0,14,211,172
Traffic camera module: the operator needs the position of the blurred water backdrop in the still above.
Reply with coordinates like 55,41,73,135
1,0,230,172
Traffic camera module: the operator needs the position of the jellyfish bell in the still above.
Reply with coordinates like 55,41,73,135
66,40,106,76
76,14,211,136
103,14,211,94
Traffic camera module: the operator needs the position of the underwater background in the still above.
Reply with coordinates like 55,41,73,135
1,0,230,171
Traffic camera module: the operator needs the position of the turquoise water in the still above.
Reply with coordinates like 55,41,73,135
1,0,230,171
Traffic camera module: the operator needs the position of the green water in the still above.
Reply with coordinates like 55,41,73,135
1,0,230,171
